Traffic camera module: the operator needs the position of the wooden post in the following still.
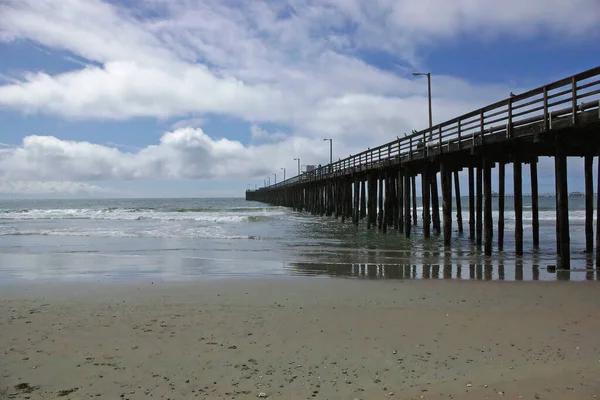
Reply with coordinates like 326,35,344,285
404,172,411,237
585,155,594,253
412,176,417,226
367,174,376,229
398,169,404,233
422,167,431,238
498,162,505,251
531,159,540,248
453,171,463,234
431,172,441,233
596,157,600,268
341,180,346,223
484,161,493,256
556,152,570,269
468,167,475,241
384,172,390,228
440,163,452,247
476,166,483,248
392,174,399,230
555,158,561,254
360,180,366,220
353,177,359,225
514,159,523,256
378,175,384,230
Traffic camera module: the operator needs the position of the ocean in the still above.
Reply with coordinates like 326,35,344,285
0,197,596,282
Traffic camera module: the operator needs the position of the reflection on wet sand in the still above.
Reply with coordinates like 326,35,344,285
287,262,598,281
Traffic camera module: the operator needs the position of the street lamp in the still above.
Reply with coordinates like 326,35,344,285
273,173,277,185
281,168,286,181
266,177,270,186
293,158,300,175
322,138,332,164
412,72,433,138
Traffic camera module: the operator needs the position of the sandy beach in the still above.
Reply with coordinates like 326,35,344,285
1,278,600,400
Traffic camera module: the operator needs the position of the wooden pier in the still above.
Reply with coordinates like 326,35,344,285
246,67,600,269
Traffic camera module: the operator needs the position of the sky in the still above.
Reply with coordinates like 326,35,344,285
0,0,599,198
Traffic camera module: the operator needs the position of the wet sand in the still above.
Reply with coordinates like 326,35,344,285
1,278,600,400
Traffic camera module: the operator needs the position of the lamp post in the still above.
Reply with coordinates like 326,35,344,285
266,177,270,186
323,138,332,164
294,158,300,175
412,72,433,138
273,173,277,185
281,168,286,181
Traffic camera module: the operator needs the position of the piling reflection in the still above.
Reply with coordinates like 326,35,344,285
287,262,597,281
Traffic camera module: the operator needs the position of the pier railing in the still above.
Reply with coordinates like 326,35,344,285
254,66,600,191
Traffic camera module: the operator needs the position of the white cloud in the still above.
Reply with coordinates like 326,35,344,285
0,0,598,193
0,128,346,183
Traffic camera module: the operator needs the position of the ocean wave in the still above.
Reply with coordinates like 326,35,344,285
0,228,256,240
0,208,278,222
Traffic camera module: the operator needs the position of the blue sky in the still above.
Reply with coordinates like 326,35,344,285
0,0,599,198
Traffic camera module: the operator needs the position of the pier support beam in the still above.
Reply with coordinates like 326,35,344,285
404,172,411,237
431,172,441,234
484,161,493,256
422,167,431,238
367,174,376,229
360,180,366,220
392,174,399,230
514,158,523,256
412,176,418,226
398,169,404,234
585,155,594,253
454,171,463,234
378,175,384,231
498,162,505,251
440,163,452,247
596,157,600,268
476,166,483,248
531,159,540,249
353,177,360,225
556,152,570,269
468,167,475,241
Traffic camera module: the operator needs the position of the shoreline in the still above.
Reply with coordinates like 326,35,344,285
2,278,599,399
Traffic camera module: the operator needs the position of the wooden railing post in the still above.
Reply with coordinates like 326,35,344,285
572,76,577,126
438,126,443,153
543,86,549,131
457,119,462,150
480,110,484,144
409,137,413,160
507,98,512,138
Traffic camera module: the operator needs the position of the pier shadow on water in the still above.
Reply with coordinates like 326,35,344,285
286,262,598,281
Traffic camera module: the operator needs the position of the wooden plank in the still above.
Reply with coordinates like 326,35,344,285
453,171,463,234
530,159,539,248
498,162,505,251
514,159,523,256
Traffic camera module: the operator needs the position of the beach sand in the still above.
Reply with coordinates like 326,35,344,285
1,278,599,400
